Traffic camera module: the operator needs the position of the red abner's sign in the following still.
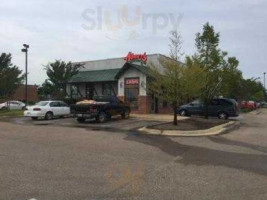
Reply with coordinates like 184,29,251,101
125,78,139,85
124,52,147,63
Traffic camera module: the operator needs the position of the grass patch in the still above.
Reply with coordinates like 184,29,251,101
0,110,24,117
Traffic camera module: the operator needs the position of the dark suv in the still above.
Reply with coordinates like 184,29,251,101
178,98,239,119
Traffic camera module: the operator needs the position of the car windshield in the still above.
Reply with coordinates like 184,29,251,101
191,100,202,105
93,96,112,102
227,99,237,105
35,101,49,106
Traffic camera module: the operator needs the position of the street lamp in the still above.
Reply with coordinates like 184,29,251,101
264,72,266,91
21,44,29,106
250,77,260,81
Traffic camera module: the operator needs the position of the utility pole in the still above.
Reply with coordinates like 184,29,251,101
21,44,29,106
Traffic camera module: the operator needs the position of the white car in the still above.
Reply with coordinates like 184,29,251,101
24,101,70,120
0,101,25,110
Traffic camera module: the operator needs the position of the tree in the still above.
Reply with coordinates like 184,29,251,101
0,53,24,99
169,29,184,61
44,60,84,99
37,80,55,100
194,23,224,118
151,30,184,125
149,30,205,125
240,79,265,102
220,56,243,100
184,56,207,100
149,59,184,125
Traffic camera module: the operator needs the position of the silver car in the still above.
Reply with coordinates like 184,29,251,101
0,101,26,110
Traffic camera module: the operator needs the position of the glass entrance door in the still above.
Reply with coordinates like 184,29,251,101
86,84,94,99
124,78,139,110
125,87,139,109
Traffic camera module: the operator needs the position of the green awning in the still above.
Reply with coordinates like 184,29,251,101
69,63,150,83
69,68,121,83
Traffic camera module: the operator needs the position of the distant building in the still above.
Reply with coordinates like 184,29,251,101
13,85,39,102
0,85,39,103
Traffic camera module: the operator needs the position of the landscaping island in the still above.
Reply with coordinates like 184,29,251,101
149,117,229,131
139,117,239,137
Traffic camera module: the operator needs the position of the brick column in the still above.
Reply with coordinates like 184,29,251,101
137,96,151,114
117,96,124,102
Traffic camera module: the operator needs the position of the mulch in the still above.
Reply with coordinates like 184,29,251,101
149,117,229,131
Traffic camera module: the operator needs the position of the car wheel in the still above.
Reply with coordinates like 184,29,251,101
77,117,86,122
179,109,188,116
45,112,53,120
218,112,228,120
1,107,7,110
122,110,130,119
31,117,38,120
22,106,26,110
96,112,107,123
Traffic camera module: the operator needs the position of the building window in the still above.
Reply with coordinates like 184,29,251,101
102,83,113,96
86,84,95,99
71,85,78,99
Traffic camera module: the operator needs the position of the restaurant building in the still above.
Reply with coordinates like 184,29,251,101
67,53,173,114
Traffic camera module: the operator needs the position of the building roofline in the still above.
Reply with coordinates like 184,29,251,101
73,53,168,64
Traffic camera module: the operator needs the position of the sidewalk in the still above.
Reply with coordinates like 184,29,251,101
131,113,187,121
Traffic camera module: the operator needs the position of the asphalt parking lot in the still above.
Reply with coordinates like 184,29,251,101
0,110,266,200
12,116,166,132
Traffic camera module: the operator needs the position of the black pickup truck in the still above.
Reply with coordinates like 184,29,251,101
70,96,130,123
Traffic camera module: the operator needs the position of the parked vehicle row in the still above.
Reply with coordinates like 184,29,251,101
21,97,265,121
23,96,131,122
240,100,258,110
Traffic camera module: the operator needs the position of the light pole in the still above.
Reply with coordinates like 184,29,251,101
21,44,29,106
264,72,266,95
250,77,260,81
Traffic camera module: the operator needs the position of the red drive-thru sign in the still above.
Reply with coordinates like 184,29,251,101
125,78,139,85
124,52,147,63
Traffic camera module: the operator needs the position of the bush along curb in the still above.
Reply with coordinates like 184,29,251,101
138,121,240,137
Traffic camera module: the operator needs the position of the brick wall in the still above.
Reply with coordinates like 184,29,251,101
12,85,39,102
136,96,151,114
157,99,173,114
117,95,173,114
117,96,124,102
0,85,39,103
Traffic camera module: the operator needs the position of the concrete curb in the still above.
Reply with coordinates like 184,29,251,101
138,121,240,137
131,114,187,122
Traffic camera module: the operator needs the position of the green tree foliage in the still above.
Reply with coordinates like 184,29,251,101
37,80,55,100
184,57,207,99
43,60,84,99
149,30,205,125
0,53,24,99
149,58,206,125
191,23,223,118
220,56,243,99
240,79,265,102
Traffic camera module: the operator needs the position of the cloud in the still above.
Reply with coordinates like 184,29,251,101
0,0,266,84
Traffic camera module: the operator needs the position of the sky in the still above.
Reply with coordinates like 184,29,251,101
0,0,266,85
